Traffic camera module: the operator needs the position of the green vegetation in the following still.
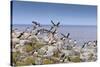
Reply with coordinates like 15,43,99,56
33,42,44,49
12,51,20,64
53,51,59,57
43,59,53,64
15,56,36,66
69,56,81,62
88,53,94,61
23,56,35,65
15,61,25,66
24,45,33,52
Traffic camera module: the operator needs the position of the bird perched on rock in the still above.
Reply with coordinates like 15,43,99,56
82,43,87,48
17,27,29,39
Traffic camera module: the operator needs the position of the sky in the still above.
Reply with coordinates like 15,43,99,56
11,1,97,25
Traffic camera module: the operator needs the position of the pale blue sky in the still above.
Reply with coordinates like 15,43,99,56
12,1,97,25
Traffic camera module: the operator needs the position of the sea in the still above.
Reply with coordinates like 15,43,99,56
12,24,97,45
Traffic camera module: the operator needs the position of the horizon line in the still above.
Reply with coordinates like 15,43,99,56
12,24,97,26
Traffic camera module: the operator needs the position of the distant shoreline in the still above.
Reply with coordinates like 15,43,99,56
12,24,97,27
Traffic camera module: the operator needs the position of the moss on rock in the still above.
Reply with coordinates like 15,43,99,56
24,45,33,52
33,42,44,49
69,56,81,62
43,59,53,64
15,61,25,66
23,56,35,65
12,51,20,64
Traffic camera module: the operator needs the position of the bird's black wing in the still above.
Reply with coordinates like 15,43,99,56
32,21,37,25
50,26,54,30
52,29,57,35
51,20,55,26
82,43,86,48
17,32,24,38
61,33,66,38
57,22,60,27
66,33,70,38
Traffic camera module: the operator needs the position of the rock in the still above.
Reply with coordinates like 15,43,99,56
61,50,73,56
35,57,42,65
12,38,20,46
19,40,32,46
15,44,21,49
33,51,38,57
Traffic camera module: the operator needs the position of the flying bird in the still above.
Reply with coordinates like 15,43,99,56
51,20,60,27
61,33,70,39
50,20,60,30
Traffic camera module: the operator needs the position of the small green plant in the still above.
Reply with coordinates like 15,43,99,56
34,42,44,49
43,59,53,64
24,45,33,52
69,56,81,62
23,56,35,65
15,61,25,66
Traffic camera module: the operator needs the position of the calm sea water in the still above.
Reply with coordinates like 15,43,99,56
12,24,97,45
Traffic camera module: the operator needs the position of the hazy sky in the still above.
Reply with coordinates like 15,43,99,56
12,1,97,25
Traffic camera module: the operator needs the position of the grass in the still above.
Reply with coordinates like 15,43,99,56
12,51,20,64
15,56,36,66
43,59,53,64
69,56,81,62
24,45,33,52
